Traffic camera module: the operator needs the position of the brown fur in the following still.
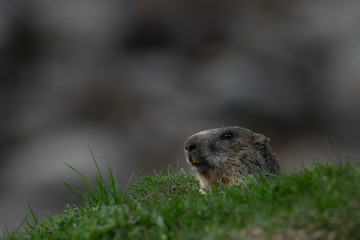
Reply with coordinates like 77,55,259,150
184,126,280,189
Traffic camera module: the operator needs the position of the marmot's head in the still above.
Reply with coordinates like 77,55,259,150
184,126,279,187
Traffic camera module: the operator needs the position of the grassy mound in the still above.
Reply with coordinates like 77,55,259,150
3,157,360,239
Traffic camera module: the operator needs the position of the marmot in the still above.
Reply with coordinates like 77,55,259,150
184,126,280,190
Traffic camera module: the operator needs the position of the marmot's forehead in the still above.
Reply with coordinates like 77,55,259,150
196,126,254,136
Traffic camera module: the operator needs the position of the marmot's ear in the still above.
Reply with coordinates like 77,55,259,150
254,133,269,149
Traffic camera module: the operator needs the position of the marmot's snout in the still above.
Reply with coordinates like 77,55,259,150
184,135,210,172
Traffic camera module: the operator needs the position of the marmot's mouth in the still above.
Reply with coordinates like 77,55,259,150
188,154,209,167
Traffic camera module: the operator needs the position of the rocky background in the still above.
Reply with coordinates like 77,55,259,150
1,0,360,233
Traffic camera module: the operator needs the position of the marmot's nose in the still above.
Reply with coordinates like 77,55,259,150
184,137,198,152
185,143,196,152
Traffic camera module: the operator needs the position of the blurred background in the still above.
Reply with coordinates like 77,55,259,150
1,0,360,233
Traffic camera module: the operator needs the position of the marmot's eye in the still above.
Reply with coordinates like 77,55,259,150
221,132,234,140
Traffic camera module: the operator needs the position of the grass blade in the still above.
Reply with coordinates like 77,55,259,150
89,146,104,184
63,181,84,202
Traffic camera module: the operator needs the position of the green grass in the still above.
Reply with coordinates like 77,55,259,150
2,155,360,239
